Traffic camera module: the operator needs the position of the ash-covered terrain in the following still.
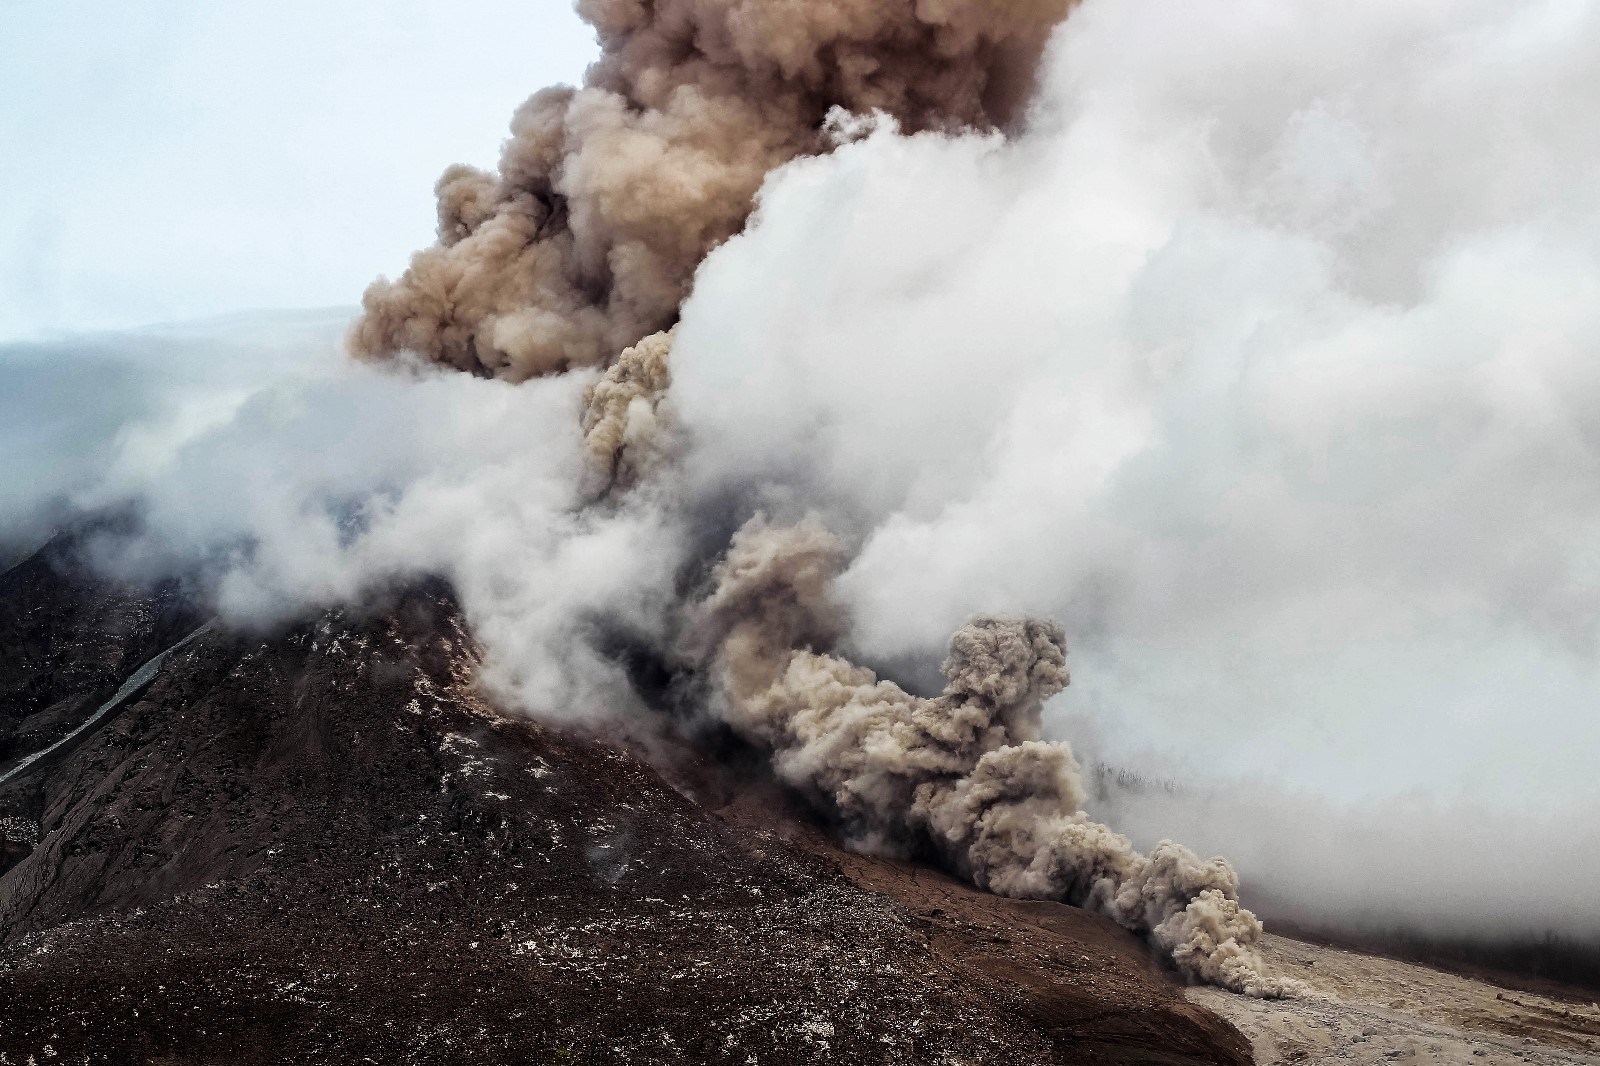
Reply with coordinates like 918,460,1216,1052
0,535,1251,1065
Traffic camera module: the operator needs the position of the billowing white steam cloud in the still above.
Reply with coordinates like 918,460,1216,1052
0,315,686,722
686,515,1298,995
672,0,1600,817
5,0,1599,988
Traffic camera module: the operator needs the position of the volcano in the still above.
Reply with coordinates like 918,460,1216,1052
0,533,1251,1065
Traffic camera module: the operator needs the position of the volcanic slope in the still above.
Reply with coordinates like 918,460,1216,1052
0,537,1248,1065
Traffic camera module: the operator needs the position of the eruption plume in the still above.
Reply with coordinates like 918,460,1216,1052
8,0,1596,1004
686,516,1301,997
344,0,1304,991
348,0,1073,379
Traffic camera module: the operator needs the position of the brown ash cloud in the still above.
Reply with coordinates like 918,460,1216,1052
348,0,1073,380
684,515,1302,997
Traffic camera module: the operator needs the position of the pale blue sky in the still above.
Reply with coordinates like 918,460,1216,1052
0,1,595,340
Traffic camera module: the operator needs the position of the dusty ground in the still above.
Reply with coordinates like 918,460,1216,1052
1192,933,1600,1065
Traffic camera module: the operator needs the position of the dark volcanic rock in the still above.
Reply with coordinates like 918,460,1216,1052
0,572,1250,1065
0,533,201,880
0,533,199,771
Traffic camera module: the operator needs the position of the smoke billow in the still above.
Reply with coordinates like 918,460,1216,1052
685,516,1299,996
8,0,1599,1002
580,329,675,496
664,0,1600,944
348,0,1072,380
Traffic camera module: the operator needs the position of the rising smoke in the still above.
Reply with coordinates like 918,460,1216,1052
348,0,1072,379
5,0,1597,994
